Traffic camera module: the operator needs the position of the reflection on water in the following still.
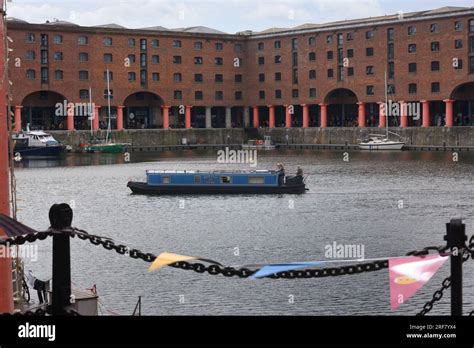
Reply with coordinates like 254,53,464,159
14,150,474,315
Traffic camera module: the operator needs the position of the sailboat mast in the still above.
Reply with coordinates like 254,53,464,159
106,69,112,144
384,70,389,138
89,86,93,136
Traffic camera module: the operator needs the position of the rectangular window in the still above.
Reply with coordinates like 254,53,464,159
258,56,265,65
388,62,395,79
309,70,316,79
292,52,298,66
174,91,182,99
347,32,354,41
128,72,136,81
215,57,223,65
455,21,463,31
235,91,242,100
455,39,463,49
40,34,48,46
337,33,343,45
388,43,395,59
347,67,354,76
387,84,395,95
408,62,417,73
274,41,281,49
162,177,170,184
367,86,374,96
470,20,474,33
140,71,146,84
326,35,333,44
140,39,147,50
40,68,48,83
103,37,112,46
53,35,62,44
79,89,90,99
327,69,334,78
195,74,203,82
366,66,374,75
470,57,474,74
431,42,440,52
173,56,182,64
259,91,265,100
408,83,417,94
293,69,298,84
78,36,88,45
53,52,62,61
470,37,474,53
387,28,395,41
194,57,203,65
258,73,265,82
274,55,282,64
128,54,136,63
258,42,264,50
292,38,298,50
54,70,63,80
275,90,282,99
275,72,281,81
152,55,159,64
431,82,440,93
408,26,417,35
26,33,35,43
309,88,316,98
235,74,243,83
215,91,223,100
215,43,223,51
151,39,159,48
26,69,35,79
365,30,374,39
347,49,354,58
215,74,223,83
308,36,316,45
431,61,440,71
79,70,89,80
128,38,135,47
26,50,35,60
173,40,182,48
366,47,374,56
248,177,264,184
152,73,160,81
40,50,48,64
309,52,316,61
221,176,232,184
173,73,182,82
292,89,299,98
327,51,333,60
79,52,88,62
408,44,417,53
104,71,113,81
234,43,243,52
430,23,439,33
195,91,203,100
140,53,147,68
194,42,203,50
104,53,113,62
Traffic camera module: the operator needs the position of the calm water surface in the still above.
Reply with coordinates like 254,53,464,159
15,150,474,315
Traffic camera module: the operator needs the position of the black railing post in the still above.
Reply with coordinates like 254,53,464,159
444,218,467,316
49,203,73,316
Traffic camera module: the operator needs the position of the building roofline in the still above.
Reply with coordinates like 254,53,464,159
6,7,474,40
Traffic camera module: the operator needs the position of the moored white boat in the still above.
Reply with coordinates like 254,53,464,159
358,136,405,150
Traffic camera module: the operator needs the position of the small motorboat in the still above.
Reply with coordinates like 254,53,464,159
241,136,276,151
128,169,307,195
358,135,405,150
12,130,65,157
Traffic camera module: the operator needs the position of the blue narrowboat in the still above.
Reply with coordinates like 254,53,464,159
127,170,307,195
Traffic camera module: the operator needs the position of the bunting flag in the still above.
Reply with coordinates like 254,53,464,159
148,252,198,272
250,261,325,279
389,255,448,311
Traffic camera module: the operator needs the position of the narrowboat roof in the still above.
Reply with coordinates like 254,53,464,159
146,170,277,175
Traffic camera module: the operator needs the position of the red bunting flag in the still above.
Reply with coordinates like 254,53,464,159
389,255,448,311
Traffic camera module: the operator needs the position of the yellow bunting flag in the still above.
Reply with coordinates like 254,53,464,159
148,252,197,272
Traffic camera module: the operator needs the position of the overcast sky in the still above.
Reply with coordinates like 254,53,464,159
6,0,474,33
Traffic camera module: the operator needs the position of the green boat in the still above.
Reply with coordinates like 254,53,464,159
84,143,127,154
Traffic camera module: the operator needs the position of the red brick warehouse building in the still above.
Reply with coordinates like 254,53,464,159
6,6,474,132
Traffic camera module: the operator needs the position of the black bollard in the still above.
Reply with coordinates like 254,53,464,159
444,218,467,316
49,203,73,316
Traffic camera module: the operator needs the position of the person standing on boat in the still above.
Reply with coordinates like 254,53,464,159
276,163,285,186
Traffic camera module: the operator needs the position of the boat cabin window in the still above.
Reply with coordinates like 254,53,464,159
248,176,265,184
220,176,232,184
194,176,201,184
162,176,170,184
